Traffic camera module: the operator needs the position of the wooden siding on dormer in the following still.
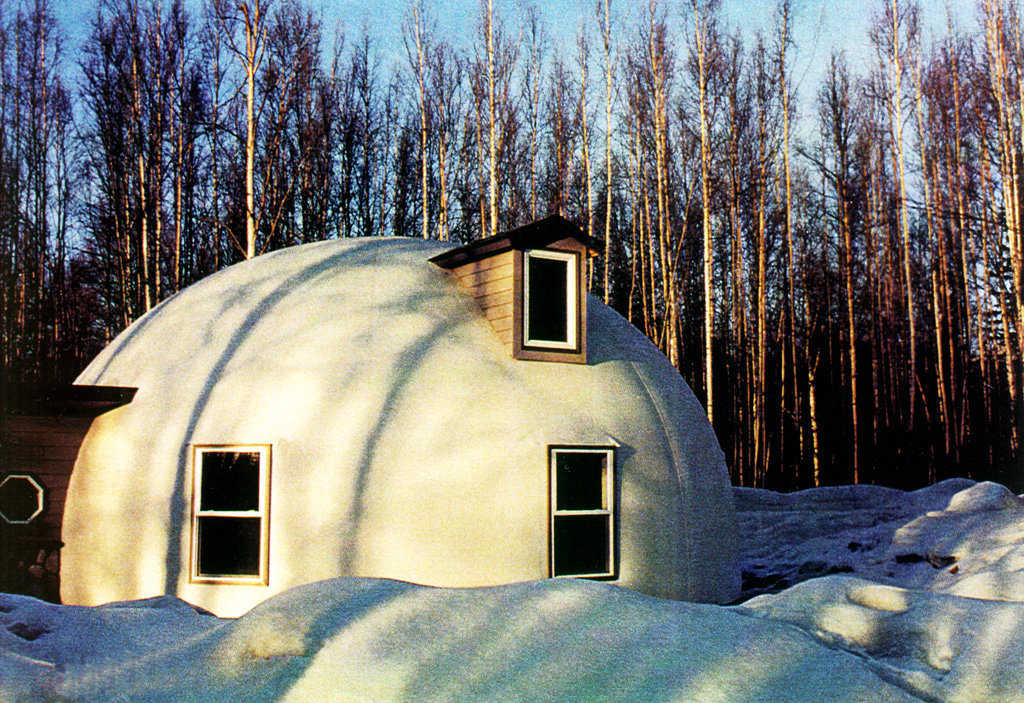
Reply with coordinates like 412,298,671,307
451,250,515,349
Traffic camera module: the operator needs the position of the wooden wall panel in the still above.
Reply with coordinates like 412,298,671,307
1,415,92,533
0,386,133,601
452,251,516,354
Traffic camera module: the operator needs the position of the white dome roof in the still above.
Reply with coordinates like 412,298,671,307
63,237,738,615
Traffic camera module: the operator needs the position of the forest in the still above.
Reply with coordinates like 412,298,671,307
0,0,1020,491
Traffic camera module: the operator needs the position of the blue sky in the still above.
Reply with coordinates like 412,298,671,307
326,0,976,131
54,0,977,119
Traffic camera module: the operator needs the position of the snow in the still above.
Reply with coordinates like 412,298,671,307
3,478,1023,702
743,577,1024,703
735,478,1024,602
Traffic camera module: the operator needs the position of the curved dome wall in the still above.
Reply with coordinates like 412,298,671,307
62,237,738,616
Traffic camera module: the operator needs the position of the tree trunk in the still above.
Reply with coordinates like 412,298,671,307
693,0,714,427
601,0,613,304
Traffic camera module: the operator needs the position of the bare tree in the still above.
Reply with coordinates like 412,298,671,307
776,0,799,465
403,0,431,239
598,0,615,302
872,0,919,425
691,0,717,426
213,0,268,258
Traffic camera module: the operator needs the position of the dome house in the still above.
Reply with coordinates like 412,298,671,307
61,216,739,616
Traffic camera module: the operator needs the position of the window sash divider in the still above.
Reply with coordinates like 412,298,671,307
196,510,263,518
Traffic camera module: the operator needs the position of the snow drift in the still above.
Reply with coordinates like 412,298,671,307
735,478,1024,601
745,576,1024,703
1,478,1021,702
2,578,931,702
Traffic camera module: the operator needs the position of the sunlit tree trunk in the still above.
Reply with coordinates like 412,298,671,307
976,111,1001,453
876,0,918,424
946,25,971,451
485,0,497,236
725,36,747,482
128,9,152,311
647,10,678,368
578,30,594,285
983,0,1022,452
912,45,948,474
152,5,164,303
821,54,858,482
405,1,429,239
241,2,262,258
777,0,798,478
524,7,542,221
692,0,714,425
754,47,770,486
172,16,185,291
600,0,613,304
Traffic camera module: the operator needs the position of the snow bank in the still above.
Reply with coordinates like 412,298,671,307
744,575,1024,703
0,592,221,703
3,478,1022,702
890,482,1024,600
2,578,922,703
734,478,1024,601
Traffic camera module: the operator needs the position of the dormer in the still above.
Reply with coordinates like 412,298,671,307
430,215,596,364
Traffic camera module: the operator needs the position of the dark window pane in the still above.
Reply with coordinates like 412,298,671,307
556,452,606,510
553,515,610,576
527,255,570,343
200,451,260,511
197,516,262,576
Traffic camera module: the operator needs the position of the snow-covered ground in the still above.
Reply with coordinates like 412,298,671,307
2,479,1022,702
735,478,1024,601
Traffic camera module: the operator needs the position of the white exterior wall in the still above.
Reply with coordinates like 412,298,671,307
62,238,738,616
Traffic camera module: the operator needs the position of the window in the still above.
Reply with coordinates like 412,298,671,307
524,249,578,350
0,474,44,524
191,445,270,584
549,446,615,578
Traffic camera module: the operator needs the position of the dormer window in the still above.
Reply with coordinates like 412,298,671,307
429,215,593,365
524,249,578,350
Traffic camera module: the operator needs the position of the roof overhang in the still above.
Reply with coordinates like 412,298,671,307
1,382,137,417
429,215,600,269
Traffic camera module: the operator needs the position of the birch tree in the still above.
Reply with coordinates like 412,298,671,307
214,0,268,258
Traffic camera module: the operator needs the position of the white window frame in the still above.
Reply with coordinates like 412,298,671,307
549,446,615,579
523,249,578,350
0,473,44,524
190,444,271,585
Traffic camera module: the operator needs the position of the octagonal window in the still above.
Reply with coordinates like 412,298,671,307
0,474,45,524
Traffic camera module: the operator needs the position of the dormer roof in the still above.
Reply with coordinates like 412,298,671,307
428,215,598,270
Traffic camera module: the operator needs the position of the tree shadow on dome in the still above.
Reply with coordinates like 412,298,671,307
163,239,477,598
164,240,385,594
334,294,473,575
